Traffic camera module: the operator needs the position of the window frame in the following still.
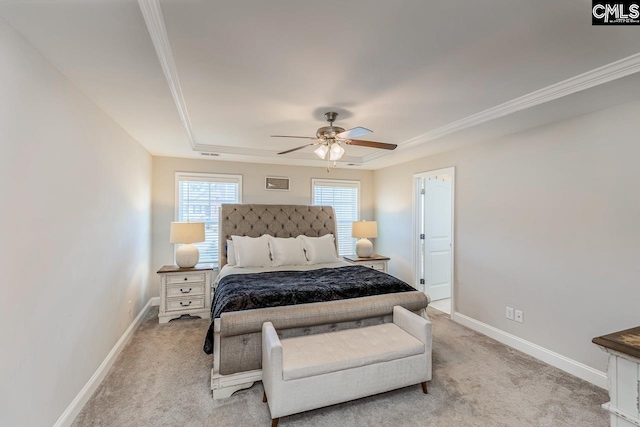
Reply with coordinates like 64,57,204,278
174,172,243,264
311,178,361,256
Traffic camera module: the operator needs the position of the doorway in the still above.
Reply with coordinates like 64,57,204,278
414,168,455,315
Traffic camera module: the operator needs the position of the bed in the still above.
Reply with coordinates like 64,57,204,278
207,204,430,399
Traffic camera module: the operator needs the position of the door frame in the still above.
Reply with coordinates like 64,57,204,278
412,167,456,312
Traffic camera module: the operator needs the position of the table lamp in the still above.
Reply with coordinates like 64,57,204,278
352,220,378,258
170,222,205,268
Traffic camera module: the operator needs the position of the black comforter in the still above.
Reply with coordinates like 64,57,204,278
203,265,414,354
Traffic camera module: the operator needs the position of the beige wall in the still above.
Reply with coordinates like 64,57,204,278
374,101,640,373
151,156,374,296
0,20,152,427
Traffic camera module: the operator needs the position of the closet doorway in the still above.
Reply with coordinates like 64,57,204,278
414,167,455,315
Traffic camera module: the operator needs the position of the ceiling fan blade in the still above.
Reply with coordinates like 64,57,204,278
346,140,397,150
336,127,372,139
277,142,320,155
271,135,318,140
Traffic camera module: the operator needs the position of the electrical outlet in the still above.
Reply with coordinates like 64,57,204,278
128,300,132,315
506,307,514,320
515,310,524,323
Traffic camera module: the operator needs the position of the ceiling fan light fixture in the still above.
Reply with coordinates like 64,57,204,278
329,142,345,161
314,144,329,159
272,111,397,161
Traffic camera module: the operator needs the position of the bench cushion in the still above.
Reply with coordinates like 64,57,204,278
281,323,424,381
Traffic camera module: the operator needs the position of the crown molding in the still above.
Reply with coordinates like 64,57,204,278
193,143,275,157
363,52,640,163
138,0,364,163
193,143,364,164
139,3,640,164
138,0,197,149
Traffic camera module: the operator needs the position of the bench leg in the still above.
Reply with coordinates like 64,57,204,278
421,382,428,394
263,392,267,403
271,418,279,427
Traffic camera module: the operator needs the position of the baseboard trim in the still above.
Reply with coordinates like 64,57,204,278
150,296,159,306
53,297,155,427
452,312,607,389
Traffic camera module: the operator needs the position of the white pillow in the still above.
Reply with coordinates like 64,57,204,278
232,235,272,268
298,234,339,264
226,239,236,266
268,237,307,267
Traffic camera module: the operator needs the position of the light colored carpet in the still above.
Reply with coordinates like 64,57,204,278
429,298,451,315
71,307,608,427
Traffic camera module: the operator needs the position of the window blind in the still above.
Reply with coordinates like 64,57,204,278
176,174,242,263
312,179,360,256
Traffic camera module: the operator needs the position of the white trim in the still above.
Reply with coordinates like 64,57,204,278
413,167,455,312
194,143,365,163
452,312,608,389
412,175,421,290
174,172,243,264
311,178,362,217
138,0,197,149
311,178,361,256
137,4,640,165
175,172,244,184
363,52,640,163
602,403,640,426
150,296,160,306
53,298,155,427
311,178,361,188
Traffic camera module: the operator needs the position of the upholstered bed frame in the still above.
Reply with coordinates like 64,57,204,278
210,204,430,399
218,204,339,268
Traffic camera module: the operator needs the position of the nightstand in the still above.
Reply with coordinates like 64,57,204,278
157,264,214,324
343,254,390,273
593,326,640,427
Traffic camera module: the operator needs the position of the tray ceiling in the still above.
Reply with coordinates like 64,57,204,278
1,0,639,168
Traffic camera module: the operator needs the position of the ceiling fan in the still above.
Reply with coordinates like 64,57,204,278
271,112,397,168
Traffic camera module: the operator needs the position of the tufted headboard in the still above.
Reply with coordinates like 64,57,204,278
219,204,338,269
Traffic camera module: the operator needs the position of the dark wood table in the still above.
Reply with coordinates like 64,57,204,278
592,326,640,425
593,326,640,360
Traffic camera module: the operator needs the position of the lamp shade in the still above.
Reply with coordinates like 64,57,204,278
170,222,205,244
329,142,345,161
352,221,378,238
314,144,329,159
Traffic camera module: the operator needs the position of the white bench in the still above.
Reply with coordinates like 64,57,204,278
261,306,432,426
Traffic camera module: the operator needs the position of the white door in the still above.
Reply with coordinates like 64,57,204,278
424,177,452,301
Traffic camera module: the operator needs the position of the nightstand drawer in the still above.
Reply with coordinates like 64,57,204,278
166,296,205,312
166,283,205,298
167,273,205,284
364,263,385,271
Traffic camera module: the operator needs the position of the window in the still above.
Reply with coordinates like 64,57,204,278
175,173,242,263
312,179,360,256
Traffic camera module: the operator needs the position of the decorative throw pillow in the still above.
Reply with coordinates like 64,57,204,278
226,239,236,266
232,235,272,267
298,234,339,264
268,237,307,267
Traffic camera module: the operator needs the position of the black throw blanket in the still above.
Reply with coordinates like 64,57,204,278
203,265,414,354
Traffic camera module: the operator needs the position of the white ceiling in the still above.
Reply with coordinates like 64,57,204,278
1,0,640,169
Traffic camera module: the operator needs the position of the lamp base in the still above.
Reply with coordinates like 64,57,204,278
355,238,373,258
176,244,200,268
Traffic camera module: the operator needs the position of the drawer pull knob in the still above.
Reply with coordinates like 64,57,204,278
184,277,188,281
180,301,192,307
180,288,192,294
